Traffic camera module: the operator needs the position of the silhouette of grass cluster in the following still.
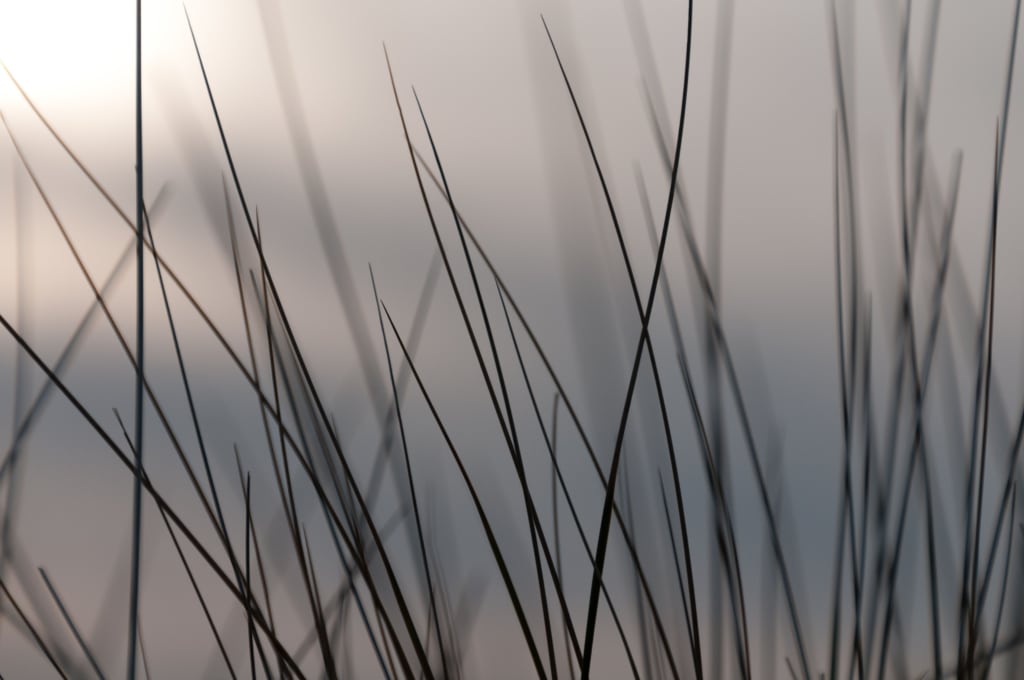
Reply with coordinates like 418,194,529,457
0,0,1022,678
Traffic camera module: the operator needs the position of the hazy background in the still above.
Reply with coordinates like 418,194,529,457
0,0,1022,676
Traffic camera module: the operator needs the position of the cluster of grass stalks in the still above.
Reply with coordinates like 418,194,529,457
0,0,1023,677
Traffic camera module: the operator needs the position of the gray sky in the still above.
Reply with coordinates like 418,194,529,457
1,0,1023,676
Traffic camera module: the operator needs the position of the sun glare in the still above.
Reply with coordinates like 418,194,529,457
0,0,136,105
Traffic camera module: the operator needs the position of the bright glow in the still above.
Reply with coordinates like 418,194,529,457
0,0,136,105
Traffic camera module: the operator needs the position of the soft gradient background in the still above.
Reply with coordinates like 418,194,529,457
0,0,1022,676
